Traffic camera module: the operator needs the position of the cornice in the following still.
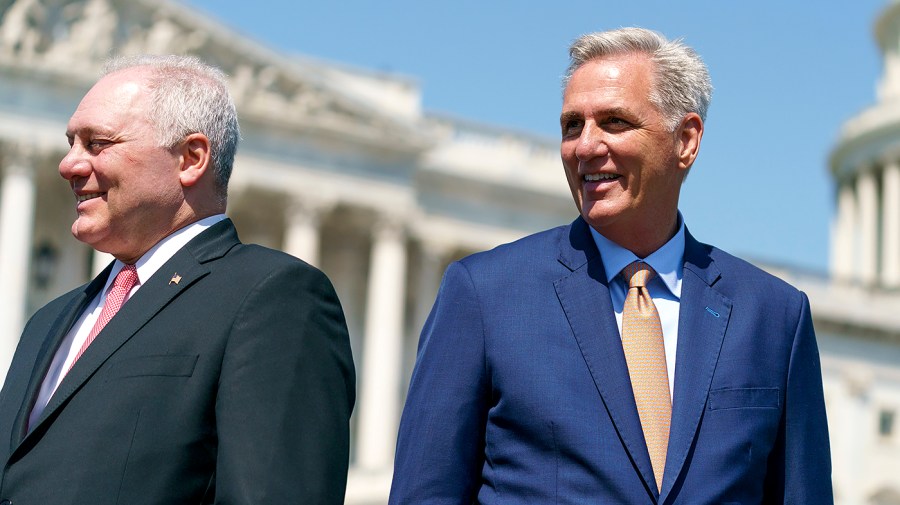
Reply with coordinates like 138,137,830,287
829,101,900,178
0,0,434,154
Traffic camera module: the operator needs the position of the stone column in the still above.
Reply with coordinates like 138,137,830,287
283,197,330,268
413,240,450,338
881,161,900,288
357,217,407,470
857,169,879,286
836,368,872,505
402,240,451,402
832,181,858,283
0,145,36,382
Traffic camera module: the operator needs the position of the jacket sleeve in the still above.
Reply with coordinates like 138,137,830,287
213,261,355,504
764,291,834,503
390,261,490,505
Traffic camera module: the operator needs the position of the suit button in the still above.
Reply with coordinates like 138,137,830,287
0,499,11,504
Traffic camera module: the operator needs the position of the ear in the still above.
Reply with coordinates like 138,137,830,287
676,113,703,171
177,133,211,188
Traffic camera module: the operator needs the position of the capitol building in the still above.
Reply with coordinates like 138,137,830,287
0,0,898,503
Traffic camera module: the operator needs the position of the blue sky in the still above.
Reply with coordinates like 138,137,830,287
185,0,889,273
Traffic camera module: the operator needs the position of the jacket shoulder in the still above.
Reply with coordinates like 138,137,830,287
459,224,570,270
702,242,805,301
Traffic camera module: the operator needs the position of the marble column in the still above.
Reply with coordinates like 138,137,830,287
857,169,879,286
0,145,36,383
836,368,872,505
407,240,450,375
832,181,858,283
283,197,330,268
413,240,450,338
357,217,407,470
881,161,900,288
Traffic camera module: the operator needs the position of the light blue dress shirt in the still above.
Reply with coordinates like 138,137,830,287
589,214,686,399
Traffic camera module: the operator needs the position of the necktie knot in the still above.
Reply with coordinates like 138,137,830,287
112,264,139,295
622,261,656,289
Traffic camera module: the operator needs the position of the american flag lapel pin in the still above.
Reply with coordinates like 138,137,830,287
169,273,182,286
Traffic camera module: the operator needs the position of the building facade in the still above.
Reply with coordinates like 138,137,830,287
1,0,899,504
0,0,573,501
802,2,900,504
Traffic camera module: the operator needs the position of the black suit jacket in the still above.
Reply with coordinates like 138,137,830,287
0,219,355,504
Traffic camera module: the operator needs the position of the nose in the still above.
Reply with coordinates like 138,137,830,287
574,122,609,162
59,143,91,182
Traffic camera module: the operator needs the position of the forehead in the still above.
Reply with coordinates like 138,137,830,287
562,53,655,106
68,68,153,133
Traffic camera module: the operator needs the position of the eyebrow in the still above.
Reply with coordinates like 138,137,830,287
65,125,107,139
560,106,634,126
559,111,581,126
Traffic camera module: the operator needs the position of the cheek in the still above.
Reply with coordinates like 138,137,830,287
561,159,582,196
561,142,583,171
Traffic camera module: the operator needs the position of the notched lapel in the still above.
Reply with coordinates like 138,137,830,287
554,218,659,498
10,269,110,446
16,220,241,450
659,235,732,502
26,255,211,437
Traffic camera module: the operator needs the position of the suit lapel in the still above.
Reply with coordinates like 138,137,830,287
9,269,109,446
554,218,659,498
659,231,732,503
22,220,240,441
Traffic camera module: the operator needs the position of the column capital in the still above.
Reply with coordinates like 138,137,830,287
1,141,38,177
882,158,900,174
858,159,879,174
372,213,407,239
418,237,455,260
287,194,337,221
283,194,333,267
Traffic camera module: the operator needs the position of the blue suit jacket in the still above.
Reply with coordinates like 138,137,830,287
390,217,832,504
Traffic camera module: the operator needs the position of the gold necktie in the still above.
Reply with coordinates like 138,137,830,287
621,261,671,492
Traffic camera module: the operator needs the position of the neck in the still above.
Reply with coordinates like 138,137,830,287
595,213,679,259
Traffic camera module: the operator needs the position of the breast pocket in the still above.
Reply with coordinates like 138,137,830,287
105,355,198,379
702,387,783,480
707,387,780,410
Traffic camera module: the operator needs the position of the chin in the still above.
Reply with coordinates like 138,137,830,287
581,202,622,227
71,223,108,249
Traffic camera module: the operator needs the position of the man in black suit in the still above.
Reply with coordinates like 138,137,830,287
0,55,355,504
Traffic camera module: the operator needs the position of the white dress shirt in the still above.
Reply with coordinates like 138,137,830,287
28,214,227,427
589,214,686,399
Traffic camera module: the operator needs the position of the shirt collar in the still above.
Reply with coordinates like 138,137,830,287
103,214,227,293
589,213,686,298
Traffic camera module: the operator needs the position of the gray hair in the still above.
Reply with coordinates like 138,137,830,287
564,27,712,131
103,55,240,200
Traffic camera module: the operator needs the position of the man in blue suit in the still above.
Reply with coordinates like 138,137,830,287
390,28,832,504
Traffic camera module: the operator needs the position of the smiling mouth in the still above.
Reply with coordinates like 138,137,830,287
76,193,103,202
584,173,620,182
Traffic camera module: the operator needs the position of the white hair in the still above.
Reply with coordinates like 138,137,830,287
564,27,713,131
104,54,240,200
